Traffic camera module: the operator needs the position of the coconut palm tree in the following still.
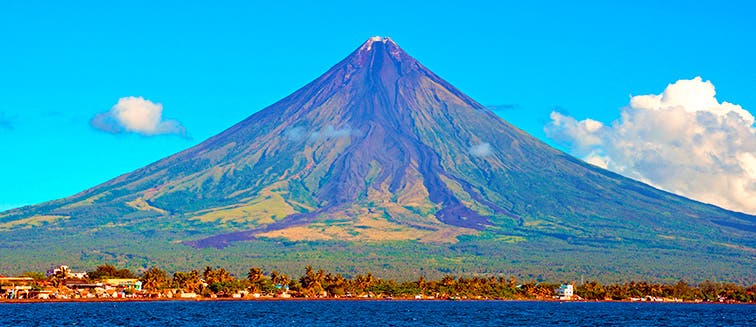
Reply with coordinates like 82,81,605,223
173,270,202,293
325,273,347,297
354,272,375,294
140,267,168,292
278,273,290,288
416,276,426,294
202,266,234,284
299,266,326,297
247,267,265,292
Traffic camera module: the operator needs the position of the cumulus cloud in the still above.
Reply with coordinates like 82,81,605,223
470,142,493,157
91,96,187,137
545,77,756,214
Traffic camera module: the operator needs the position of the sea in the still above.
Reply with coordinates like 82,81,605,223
0,300,753,326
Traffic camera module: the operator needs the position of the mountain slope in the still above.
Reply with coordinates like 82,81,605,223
1,37,753,282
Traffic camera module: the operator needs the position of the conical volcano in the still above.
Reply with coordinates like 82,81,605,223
185,36,526,246
1,37,753,282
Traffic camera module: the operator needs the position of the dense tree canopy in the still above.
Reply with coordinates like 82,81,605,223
5,264,754,303
88,264,136,280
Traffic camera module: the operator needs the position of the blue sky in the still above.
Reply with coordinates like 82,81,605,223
1,1,755,212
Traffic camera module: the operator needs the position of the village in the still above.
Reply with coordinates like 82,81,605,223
0,265,144,300
1,264,753,303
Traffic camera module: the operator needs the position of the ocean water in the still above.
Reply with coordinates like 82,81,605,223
0,300,753,326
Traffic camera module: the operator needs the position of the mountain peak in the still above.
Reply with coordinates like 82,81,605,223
355,36,407,64
360,36,394,51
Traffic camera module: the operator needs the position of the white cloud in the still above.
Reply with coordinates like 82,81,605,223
309,125,353,140
546,77,756,214
91,96,186,137
284,126,306,141
546,112,604,153
470,142,493,157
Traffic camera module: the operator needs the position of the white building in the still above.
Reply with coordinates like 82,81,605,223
556,284,574,300
46,265,88,279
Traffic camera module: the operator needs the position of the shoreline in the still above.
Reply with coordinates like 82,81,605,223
1,297,750,305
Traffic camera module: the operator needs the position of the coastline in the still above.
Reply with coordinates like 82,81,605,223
4,266,753,304
1,297,749,305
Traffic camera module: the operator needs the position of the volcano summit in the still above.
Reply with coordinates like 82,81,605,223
1,37,753,282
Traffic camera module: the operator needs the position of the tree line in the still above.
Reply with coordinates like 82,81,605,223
15,264,756,302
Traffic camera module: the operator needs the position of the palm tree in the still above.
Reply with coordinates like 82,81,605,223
247,267,265,292
55,266,69,279
49,275,61,289
203,266,234,284
140,267,168,292
577,280,605,300
441,275,455,287
173,270,202,293
267,270,289,295
672,279,691,299
416,276,426,294
270,270,281,286
202,266,214,281
279,274,290,288
325,273,347,297
354,272,375,294
298,266,326,297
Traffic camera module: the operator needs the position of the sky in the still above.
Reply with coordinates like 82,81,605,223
1,0,754,213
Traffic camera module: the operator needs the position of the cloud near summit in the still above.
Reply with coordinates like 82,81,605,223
91,96,187,137
546,77,756,214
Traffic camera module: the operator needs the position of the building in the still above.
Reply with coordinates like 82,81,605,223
0,276,35,299
179,292,198,299
556,284,574,300
46,265,88,279
103,278,142,291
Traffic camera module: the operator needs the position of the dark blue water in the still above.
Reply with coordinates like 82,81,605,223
0,300,753,326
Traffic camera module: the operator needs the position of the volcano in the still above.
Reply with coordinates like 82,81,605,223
1,37,753,282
